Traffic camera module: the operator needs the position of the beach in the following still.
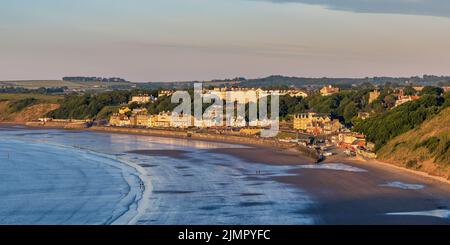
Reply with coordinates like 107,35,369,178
1,125,450,224
0,126,314,224
208,146,450,224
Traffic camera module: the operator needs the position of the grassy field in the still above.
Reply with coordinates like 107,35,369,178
0,80,132,89
0,80,81,89
0,93,63,103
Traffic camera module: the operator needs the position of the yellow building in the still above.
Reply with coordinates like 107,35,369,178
135,114,153,127
109,114,131,127
119,107,131,115
153,112,172,128
368,90,381,104
320,85,340,96
287,90,308,98
293,113,343,135
294,113,330,130
338,132,365,144
323,120,344,134
158,90,176,98
129,94,152,104
171,114,195,128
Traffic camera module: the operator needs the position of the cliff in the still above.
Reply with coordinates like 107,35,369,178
0,101,60,123
378,108,450,179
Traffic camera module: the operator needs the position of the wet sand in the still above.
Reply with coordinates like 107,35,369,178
209,147,315,166
5,124,450,224
127,149,190,159
208,147,450,224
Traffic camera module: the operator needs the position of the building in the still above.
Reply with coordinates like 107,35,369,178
158,90,176,98
320,85,340,96
228,115,247,128
208,88,266,104
293,113,343,135
287,90,308,98
131,108,148,115
357,112,371,120
119,107,131,115
171,113,195,128
200,105,224,128
413,86,425,92
368,90,381,104
395,95,420,107
129,94,153,104
109,114,131,127
338,132,366,145
152,112,172,128
356,149,377,159
135,114,153,127
323,120,344,135
443,87,450,93
337,132,365,150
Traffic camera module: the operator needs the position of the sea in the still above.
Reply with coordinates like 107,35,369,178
0,125,314,225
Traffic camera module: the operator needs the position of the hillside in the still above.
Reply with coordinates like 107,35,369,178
378,107,450,179
0,94,62,123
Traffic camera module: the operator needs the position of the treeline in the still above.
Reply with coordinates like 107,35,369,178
45,85,449,136
47,91,133,119
46,85,373,125
0,87,65,94
138,75,450,90
62,77,129,83
278,84,374,126
46,89,160,119
354,92,450,151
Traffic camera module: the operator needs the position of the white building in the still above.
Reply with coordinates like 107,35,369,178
129,94,152,104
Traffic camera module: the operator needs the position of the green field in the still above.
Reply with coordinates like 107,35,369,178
0,93,63,103
0,80,132,89
0,80,80,89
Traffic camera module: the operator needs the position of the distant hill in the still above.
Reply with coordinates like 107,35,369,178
138,75,450,89
3,75,450,90
0,79,133,90
378,107,450,179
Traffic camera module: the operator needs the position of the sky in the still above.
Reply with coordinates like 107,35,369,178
1,0,450,82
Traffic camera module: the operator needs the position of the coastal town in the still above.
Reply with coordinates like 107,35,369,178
4,0,450,236
28,83,449,162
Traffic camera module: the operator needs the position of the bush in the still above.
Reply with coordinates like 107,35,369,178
354,95,447,151
406,159,419,169
414,137,441,153
8,98,39,113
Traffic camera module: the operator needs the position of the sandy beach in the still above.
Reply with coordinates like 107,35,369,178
208,146,450,224
2,123,450,224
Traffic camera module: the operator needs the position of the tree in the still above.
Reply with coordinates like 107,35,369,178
343,102,358,125
420,86,444,96
383,95,397,108
354,94,447,151
403,86,417,96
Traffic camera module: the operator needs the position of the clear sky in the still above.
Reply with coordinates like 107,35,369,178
1,0,450,82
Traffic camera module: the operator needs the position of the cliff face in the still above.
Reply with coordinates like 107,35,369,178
0,101,60,123
378,108,450,179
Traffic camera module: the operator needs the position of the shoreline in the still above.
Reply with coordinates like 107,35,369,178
2,122,449,186
3,122,450,224
0,134,148,225
90,126,450,185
